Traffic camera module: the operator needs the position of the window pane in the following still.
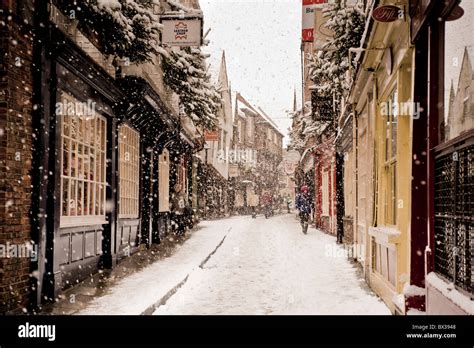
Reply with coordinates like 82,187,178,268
84,181,89,216
70,179,77,216
391,90,398,158
89,148,95,181
62,178,69,216
83,147,89,180
118,124,140,217
392,163,397,224
70,115,78,138
63,139,69,176
77,180,83,216
96,184,101,215
90,182,95,215
71,141,77,177
78,116,83,140
78,144,83,180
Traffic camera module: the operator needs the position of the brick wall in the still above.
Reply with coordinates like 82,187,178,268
0,17,34,313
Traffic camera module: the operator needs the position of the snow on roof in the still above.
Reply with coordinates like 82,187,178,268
235,93,284,136
166,0,202,15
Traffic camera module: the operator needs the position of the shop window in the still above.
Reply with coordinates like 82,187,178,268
60,92,106,226
118,124,140,218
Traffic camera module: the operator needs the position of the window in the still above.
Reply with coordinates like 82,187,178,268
344,152,354,217
237,120,242,143
247,117,253,141
322,170,329,216
60,92,106,225
159,149,170,212
267,128,272,141
384,88,398,225
118,124,140,218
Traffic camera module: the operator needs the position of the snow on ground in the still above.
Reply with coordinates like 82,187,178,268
77,219,235,315
153,214,390,315
78,214,390,315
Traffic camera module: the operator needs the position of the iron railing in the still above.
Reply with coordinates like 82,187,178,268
434,136,473,294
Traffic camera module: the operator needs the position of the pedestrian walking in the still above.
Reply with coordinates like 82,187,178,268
171,184,187,236
248,192,259,218
295,185,312,234
261,191,273,218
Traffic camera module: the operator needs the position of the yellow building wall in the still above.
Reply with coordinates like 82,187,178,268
363,16,414,313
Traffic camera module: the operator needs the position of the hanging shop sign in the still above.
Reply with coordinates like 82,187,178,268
229,165,239,178
302,0,326,42
281,150,301,175
204,131,219,142
161,14,203,47
446,5,464,21
372,5,403,23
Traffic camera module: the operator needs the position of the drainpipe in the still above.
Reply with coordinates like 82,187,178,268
30,0,51,313
352,107,359,263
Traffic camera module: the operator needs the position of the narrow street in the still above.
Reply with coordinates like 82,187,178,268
78,214,390,315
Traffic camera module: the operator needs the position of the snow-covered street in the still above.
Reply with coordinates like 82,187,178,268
78,214,390,315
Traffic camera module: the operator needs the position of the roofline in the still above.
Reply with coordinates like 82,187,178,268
235,93,284,137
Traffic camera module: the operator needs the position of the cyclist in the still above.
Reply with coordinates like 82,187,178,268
295,185,312,234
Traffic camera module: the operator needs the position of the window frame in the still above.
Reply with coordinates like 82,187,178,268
118,123,140,219
59,92,108,228
383,87,398,226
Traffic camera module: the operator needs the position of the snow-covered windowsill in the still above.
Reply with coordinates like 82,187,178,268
60,216,108,229
369,225,401,245
426,272,474,315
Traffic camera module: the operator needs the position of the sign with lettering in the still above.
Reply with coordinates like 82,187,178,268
302,0,326,42
372,5,403,23
204,131,219,142
162,17,202,47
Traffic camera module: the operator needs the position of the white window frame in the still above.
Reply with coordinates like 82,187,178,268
59,92,107,227
383,88,398,226
159,149,170,212
118,124,140,219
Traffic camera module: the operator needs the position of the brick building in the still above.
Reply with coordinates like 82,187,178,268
0,0,35,313
0,0,207,314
